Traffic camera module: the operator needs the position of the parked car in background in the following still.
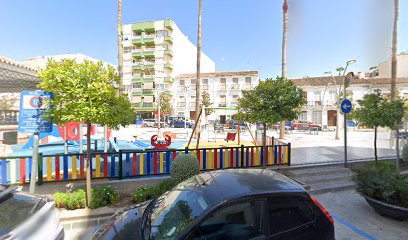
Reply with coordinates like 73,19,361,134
291,120,321,130
227,120,247,129
170,119,194,128
142,119,164,128
92,169,335,240
0,185,64,239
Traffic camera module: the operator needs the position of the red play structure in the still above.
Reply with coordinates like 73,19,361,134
151,135,172,150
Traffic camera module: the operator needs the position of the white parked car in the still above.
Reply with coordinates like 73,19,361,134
0,185,64,240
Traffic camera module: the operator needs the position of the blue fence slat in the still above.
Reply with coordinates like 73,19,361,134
126,153,130,176
146,152,151,174
110,154,115,177
165,152,171,173
219,149,224,169
260,147,264,166
203,150,207,170
274,146,278,165
1,160,7,184
63,155,68,180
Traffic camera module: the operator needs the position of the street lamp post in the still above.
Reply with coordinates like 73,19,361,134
324,71,341,140
342,59,356,168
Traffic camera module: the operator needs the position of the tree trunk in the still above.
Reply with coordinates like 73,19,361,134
86,121,92,206
280,0,288,140
374,126,378,164
194,0,202,138
117,0,123,96
391,0,400,172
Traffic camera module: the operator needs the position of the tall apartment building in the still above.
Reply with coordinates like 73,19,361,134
122,19,215,118
173,71,260,123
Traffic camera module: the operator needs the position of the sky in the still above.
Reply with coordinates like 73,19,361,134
0,0,407,79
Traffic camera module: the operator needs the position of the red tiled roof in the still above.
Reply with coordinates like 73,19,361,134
0,56,37,72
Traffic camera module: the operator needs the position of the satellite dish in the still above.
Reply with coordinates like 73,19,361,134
345,72,354,88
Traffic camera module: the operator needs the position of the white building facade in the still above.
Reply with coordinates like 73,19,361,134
291,76,408,128
122,19,215,118
173,71,260,123
378,51,408,78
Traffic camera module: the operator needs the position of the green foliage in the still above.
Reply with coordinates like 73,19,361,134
53,187,120,210
37,59,134,129
201,91,214,116
89,186,120,209
352,90,404,130
158,93,173,116
132,179,176,203
236,77,305,126
354,162,408,208
53,189,86,210
170,154,200,183
402,143,408,163
336,67,345,76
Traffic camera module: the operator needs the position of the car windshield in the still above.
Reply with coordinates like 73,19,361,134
149,178,212,240
0,191,45,236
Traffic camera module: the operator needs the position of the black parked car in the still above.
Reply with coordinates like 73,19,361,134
92,169,334,240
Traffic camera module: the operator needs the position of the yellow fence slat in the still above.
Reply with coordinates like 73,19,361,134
140,153,144,175
95,155,101,177
160,152,164,173
72,156,77,179
208,150,213,169
46,157,52,181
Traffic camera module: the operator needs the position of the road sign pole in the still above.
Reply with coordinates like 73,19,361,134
29,132,39,193
344,114,348,168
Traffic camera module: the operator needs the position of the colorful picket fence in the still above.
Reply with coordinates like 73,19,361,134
0,144,290,185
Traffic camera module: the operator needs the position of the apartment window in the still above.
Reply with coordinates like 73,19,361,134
232,78,238,84
245,77,251,84
298,111,307,121
179,80,185,86
190,79,196,85
312,111,322,124
144,82,154,89
156,30,168,37
220,78,226,84
144,96,154,102
124,47,131,53
203,79,208,85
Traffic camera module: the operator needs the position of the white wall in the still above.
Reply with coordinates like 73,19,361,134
378,53,408,78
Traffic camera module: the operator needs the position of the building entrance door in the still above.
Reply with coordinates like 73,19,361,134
328,110,337,126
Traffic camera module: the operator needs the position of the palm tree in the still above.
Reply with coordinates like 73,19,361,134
117,0,123,96
336,67,345,76
391,0,400,172
279,0,288,140
194,0,202,139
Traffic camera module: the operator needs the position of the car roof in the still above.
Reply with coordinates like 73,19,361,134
190,169,305,203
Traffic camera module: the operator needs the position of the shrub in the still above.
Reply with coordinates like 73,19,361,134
402,143,408,163
353,163,408,208
53,192,69,208
170,154,200,183
132,179,176,204
89,186,120,209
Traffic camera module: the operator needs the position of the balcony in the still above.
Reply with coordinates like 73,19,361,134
164,19,174,30
162,90,173,96
177,102,186,108
132,52,143,58
308,100,322,106
164,63,173,70
132,77,143,83
164,50,173,57
144,51,155,57
144,34,154,39
132,65,143,70
164,36,173,44
202,85,209,90
218,103,227,107
142,89,155,95
132,38,142,45
144,47,155,51
164,77,173,83
243,84,252,90
132,89,143,95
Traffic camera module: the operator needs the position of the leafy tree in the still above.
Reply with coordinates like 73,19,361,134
0,96,14,110
201,91,214,116
237,77,305,163
38,59,134,206
352,90,404,163
157,93,173,117
336,67,345,76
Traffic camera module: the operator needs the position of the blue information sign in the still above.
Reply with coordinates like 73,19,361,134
18,90,54,133
341,99,352,114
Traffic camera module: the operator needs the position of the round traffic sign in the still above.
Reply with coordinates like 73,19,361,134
341,99,352,114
